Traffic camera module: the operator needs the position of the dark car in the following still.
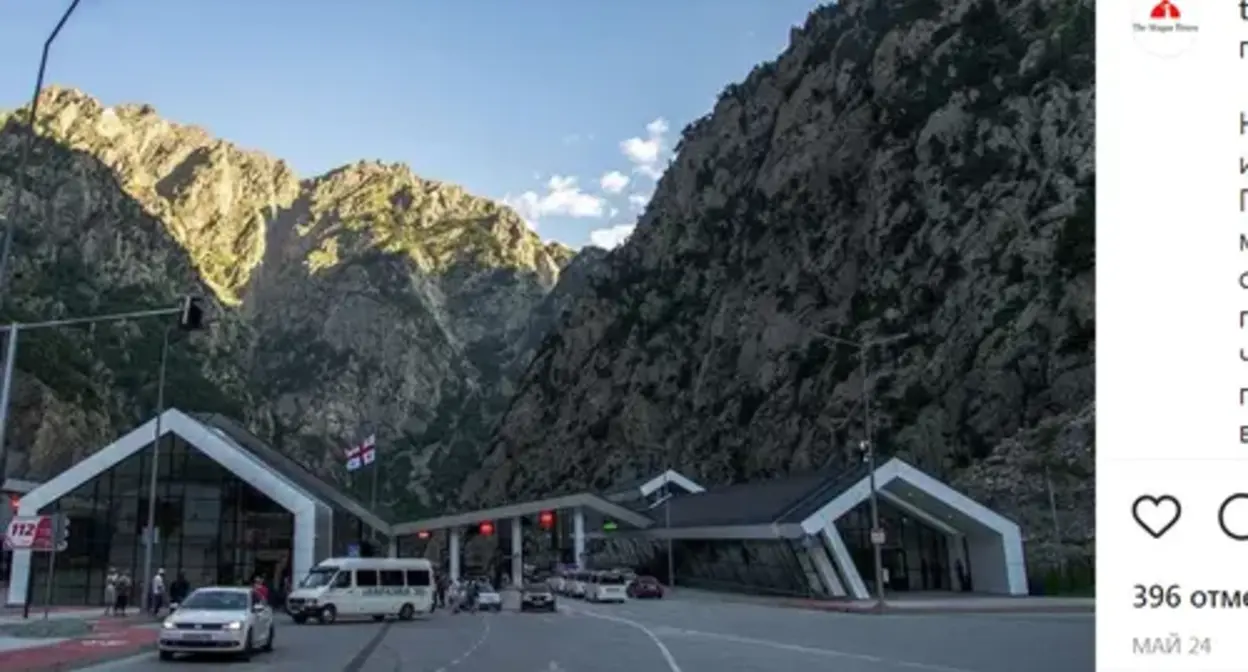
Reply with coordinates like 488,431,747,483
520,583,557,612
627,576,664,599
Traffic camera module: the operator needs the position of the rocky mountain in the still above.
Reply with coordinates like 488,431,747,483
466,0,1095,577
0,87,577,515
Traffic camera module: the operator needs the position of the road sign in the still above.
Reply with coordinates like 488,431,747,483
3,514,67,552
870,528,886,545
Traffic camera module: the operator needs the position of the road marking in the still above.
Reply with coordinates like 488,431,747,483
568,608,683,672
445,613,492,668
658,627,979,672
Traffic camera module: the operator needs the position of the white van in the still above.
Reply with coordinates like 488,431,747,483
286,557,435,624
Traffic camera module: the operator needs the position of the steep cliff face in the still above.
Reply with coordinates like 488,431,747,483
0,88,574,515
470,0,1095,572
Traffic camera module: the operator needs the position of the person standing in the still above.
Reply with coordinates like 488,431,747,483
252,576,269,605
150,569,166,616
169,572,190,608
115,572,132,616
103,568,118,616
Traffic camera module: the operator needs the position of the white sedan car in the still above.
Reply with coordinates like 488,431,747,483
159,587,275,661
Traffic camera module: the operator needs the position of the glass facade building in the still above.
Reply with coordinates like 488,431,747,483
7,410,393,607
589,496,955,598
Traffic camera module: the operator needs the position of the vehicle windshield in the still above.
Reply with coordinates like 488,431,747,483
299,567,338,588
180,590,248,611
599,574,627,585
476,581,496,592
638,576,659,584
524,584,551,593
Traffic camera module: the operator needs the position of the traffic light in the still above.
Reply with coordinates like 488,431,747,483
538,511,554,529
178,296,205,331
53,514,69,548
479,521,494,536
417,530,430,540
602,520,618,532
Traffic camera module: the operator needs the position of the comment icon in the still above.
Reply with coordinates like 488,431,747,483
1217,493,1248,541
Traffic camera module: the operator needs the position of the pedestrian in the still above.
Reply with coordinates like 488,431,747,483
435,575,447,609
150,568,166,616
103,568,118,616
115,572,132,616
170,572,190,608
252,576,269,605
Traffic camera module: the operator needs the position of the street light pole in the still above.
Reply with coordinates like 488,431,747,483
0,0,83,302
0,0,84,486
810,329,908,608
140,327,172,615
664,481,675,590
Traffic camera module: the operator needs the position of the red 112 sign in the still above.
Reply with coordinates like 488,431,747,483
3,515,57,552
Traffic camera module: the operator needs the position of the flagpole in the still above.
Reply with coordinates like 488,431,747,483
370,459,379,542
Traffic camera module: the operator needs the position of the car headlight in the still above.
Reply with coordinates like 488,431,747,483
225,621,243,631
161,620,177,630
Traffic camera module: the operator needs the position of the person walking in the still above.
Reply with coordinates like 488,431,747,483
103,568,118,616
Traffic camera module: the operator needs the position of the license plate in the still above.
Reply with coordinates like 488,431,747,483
183,633,211,641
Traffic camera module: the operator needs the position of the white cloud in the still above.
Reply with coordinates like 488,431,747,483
589,223,636,250
619,117,671,181
503,175,607,229
599,170,630,194
627,193,650,210
609,207,619,218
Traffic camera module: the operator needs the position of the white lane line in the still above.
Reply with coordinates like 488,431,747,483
568,608,683,672
441,614,493,668
660,627,980,672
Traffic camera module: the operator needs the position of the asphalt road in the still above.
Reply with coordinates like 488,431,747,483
82,595,1094,672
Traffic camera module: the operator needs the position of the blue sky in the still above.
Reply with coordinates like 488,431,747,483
1,0,819,249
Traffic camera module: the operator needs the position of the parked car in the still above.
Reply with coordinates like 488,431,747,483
519,583,557,612
627,576,664,599
586,572,628,603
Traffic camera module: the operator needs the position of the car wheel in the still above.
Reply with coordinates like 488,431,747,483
238,629,254,661
263,624,275,652
399,604,416,621
159,651,175,661
319,604,337,625
372,615,385,622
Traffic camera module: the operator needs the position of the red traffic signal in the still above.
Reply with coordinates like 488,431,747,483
538,511,555,528
479,521,494,536
416,530,430,540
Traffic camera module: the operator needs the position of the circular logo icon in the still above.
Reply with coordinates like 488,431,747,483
1133,0,1199,58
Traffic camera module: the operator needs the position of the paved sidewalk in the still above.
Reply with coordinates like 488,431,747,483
668,587,1095,614
0,617,158,672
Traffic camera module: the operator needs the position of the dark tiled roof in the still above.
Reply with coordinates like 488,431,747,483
659,464,871,529
193,413,393,528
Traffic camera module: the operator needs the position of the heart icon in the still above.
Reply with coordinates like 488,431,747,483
1132,494,1182,539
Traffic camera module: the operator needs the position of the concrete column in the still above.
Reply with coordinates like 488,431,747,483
449,528,461,582
510,517,523,588
387,537,398,558
4,549,30,606
573,507,586,569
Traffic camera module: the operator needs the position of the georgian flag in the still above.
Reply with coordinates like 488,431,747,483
345,434,377,472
